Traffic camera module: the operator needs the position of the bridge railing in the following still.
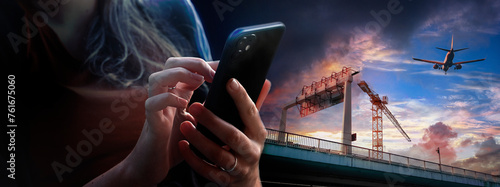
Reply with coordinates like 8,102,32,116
265,128,499,183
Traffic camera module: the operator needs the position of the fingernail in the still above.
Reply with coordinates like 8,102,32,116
180,122,196,134
229,78,239,91
210,70,216,79
191,73,204,81
178,140,189,149
178,97,188,107
189,104,202,116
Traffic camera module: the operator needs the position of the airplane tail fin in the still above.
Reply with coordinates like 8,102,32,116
449,35,468,52
451,34,454,50
437,35,466,52
436,35,469,52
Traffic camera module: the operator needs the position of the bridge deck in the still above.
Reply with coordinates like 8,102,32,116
260,129,500,186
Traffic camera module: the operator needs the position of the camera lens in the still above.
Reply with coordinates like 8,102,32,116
238,34,256,51
233,34,258,59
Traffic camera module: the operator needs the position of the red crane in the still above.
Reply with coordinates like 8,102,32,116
358,81,411,159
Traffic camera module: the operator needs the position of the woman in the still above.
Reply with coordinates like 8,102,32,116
15,0,270,186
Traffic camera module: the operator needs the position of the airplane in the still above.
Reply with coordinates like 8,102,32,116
412,35,485,75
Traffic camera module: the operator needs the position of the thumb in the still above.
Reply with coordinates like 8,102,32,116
256,79,271,110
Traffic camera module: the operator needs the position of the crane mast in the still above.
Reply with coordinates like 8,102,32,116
358,81,411,159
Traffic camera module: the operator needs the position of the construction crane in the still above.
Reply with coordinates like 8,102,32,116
358,81,411,159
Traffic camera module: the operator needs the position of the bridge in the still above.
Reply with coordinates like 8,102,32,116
260,129,500,187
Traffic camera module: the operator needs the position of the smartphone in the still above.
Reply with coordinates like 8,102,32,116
198,22,285,146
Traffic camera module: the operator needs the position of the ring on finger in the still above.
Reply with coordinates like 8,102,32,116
168,86,176,90
220,155,237,173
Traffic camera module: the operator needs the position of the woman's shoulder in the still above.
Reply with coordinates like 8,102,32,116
140,0,212,61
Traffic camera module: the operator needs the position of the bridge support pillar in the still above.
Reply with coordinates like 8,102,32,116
279,108,287,142
341,74,353,155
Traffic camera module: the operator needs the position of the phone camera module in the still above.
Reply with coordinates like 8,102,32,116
237,34,257,52
233,34,257,59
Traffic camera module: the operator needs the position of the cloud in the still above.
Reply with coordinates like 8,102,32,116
260,0,500,123
459,138,475,148
453,137,500,175
416,0,500,35
305,131,342,142
262,31,414,138
398,120,499,175
417,30,441,37
403,122,458,164
363,65,407,72
445,101,477,109
410,71,500,128
445,75,500,126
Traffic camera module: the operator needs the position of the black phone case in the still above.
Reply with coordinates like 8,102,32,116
198,22,285,146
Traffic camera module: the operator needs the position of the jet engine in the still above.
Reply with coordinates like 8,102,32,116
433,64,439,69
455,64,462,70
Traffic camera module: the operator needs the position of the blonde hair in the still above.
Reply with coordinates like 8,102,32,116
85,0,188,87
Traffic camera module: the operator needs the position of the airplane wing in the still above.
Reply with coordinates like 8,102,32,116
453,58,485,65
412,58,445,65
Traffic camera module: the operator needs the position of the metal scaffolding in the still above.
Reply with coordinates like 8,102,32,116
358,81,411,159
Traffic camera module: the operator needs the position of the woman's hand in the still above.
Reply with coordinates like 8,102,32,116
122,57,216,185
85,57,216,186
178,78,271,187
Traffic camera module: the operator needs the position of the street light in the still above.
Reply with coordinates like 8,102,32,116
436,147,442,172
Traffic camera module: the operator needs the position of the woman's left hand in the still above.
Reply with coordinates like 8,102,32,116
178,78,271,186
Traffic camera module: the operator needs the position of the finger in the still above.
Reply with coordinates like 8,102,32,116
226,79,266,140
148,67,204,96
179,121,236,170
207,61,219,71
178,140,231,185
146,92,188,112
255,79,271,110
164,57,215,82
188,103,254,153
145,92,188,126
222,145,231,151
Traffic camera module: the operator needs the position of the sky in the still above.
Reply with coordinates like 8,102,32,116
194,0,500,175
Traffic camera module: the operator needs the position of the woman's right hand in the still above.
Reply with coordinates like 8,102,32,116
119,57,216,185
